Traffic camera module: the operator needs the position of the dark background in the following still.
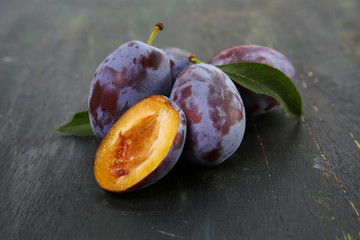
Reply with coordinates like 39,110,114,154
1,0,360,239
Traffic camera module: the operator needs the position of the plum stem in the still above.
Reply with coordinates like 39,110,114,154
189,54,204,64
147,22,164,45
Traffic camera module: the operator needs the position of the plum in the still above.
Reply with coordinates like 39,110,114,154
170,63,246,166
208,44,295,117
94,95,187,193
88,23,172,139
162,47,194,84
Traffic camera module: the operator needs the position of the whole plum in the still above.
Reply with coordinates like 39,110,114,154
162,47,193,84
208,44,295,117
170,63,246,166
88,23,172,139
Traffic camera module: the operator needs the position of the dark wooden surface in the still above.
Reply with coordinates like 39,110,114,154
1,0,360,239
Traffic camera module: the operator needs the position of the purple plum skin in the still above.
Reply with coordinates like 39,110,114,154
208,44,295,117
125,96,187,192
88,40,172,139
170,63,246,166
163,47,194,85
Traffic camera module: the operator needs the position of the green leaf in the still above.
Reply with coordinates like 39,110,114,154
217,62,302,119
55,110,94,136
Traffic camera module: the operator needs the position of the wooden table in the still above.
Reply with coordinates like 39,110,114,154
1,0,360,239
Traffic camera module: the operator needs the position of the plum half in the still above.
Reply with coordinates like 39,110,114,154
170,63,246,166
208,44,295,117
94,95,186,193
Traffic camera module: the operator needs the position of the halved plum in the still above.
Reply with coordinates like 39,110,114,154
94,95,186,193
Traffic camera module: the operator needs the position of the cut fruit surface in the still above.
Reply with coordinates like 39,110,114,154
94,95,186,193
